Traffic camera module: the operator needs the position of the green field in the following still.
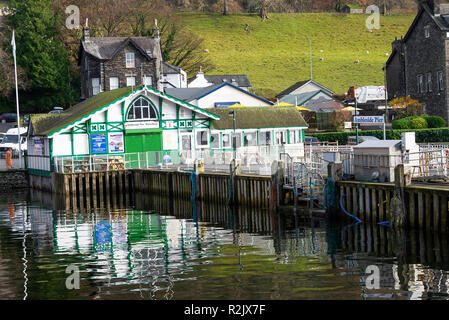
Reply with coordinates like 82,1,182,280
181,12,415,97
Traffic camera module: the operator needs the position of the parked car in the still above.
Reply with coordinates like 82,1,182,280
304,136,321,146
347,135,380,145
48,107,64,114
0,113,18,123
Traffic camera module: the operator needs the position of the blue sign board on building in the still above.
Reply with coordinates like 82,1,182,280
91,134,107,154
214,102,240,108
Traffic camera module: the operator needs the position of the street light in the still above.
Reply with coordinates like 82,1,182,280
229,110,236,160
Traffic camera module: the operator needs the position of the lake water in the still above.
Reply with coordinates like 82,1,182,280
0,190,448,300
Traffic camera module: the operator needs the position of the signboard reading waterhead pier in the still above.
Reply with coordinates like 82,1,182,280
353,116,385,124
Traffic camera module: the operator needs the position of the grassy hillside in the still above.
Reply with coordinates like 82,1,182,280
181,12,415,98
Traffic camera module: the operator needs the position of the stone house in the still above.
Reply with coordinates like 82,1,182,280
79,20,187,99
385,0,449,121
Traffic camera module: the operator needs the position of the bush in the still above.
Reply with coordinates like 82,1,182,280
392,118,411,129
410,117,428,129
308,127,449,144
426,116,447,128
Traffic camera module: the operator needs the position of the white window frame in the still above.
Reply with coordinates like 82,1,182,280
417,75,424,94
275,130,287,145
439,71,444,91
427,73,432,92
126,76,136,87
210,132,221,149
126,52,135,68
289,129,301,144
92,78,101,96
109,77,119,91
222,133,232,149
143,75,153,86
259,130,272,146
424,25,430,38
196,130,209,149
243,130,258,147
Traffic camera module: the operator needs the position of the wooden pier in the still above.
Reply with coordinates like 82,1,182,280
51,167,274,211
336,180,449,232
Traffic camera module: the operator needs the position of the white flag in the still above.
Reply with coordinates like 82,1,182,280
11,29,16,55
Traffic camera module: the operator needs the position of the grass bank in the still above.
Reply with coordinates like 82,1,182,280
181,12,415,97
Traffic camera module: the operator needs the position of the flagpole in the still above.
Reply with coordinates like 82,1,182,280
12,29,22,168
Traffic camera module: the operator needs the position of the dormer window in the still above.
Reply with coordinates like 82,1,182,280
126,52,135,68
424,26,430,38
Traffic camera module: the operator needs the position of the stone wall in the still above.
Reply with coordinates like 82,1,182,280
81,43,158,98
0,170,29,192
404,10,448,120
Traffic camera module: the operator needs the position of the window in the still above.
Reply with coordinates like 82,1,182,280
417,75,424,94
244,132,257,147
126,77,136,87
290,130,301,144
196,130,209,148
232,133,242,149
127,97,158,120
424,26,430,38
211,133,220,149
275,130,287,145
143,75,152,86
126,52,135,68
427,73,432,92
439,71,444,91
222,133,231,148
92,78,100,95
259,131,272,146
109,77,119,90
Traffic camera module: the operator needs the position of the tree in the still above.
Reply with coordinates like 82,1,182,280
0,37,28,97
3,0,76,112
224,0,228,15
389,96,424,119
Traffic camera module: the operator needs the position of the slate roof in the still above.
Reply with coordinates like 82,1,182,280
162,62,183,75
276,80,334,99
165,84,223,102
81,37,161,61
279,90,324,106
209,107,308,130
188,74,252,88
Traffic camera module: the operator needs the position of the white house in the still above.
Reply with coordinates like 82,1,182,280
161,62,188,89
166,82,273,109
188,70,252,92
276,80,334,99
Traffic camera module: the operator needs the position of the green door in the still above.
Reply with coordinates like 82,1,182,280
125,132,163,167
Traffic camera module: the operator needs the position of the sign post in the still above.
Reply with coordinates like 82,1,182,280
353,115,386,140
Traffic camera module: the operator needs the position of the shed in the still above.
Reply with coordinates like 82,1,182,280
341,4,364,14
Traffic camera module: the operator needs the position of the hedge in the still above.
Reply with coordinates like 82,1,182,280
307,128,449,144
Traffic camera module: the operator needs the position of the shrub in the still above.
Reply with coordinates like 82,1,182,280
392,118,411,129
426,115,447,128
307,128,449,144
410,117,428,129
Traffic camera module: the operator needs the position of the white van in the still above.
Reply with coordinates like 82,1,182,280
0,127,28,156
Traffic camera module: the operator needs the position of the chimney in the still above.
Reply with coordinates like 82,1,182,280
82,18,90,42
153,19,163,92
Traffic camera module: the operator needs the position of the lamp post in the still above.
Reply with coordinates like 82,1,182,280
229,110,236,160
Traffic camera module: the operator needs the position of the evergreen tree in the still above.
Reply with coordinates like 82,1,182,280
3,0,77,112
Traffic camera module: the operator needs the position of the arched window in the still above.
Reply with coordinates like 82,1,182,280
127,97,158,120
